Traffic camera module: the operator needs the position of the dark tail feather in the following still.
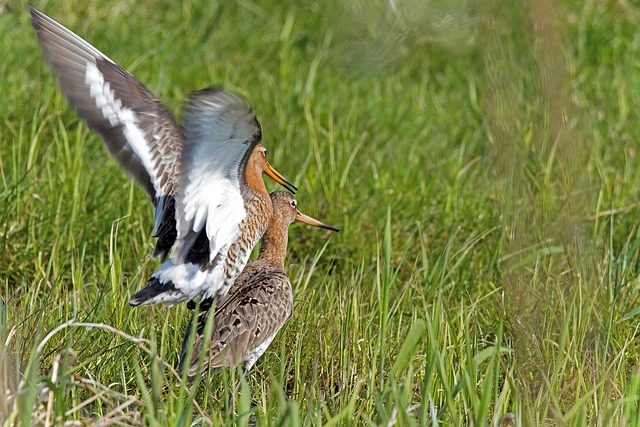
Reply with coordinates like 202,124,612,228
152,196,177,262
129,276,178,306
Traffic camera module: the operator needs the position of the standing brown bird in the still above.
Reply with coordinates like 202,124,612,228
29,7,298,307
180,191,339,381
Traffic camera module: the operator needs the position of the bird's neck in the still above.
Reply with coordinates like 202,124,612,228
244,151,269,199
258,217,289,269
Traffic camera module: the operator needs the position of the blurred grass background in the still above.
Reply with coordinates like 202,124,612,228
2,0,640,425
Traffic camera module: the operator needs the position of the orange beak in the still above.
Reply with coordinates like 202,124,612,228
295,210,340,232
264,162,298,194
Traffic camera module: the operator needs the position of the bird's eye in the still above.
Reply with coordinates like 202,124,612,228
262,148,267,157
290,200,297,208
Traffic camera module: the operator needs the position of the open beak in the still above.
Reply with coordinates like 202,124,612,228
264,162,298,194
295,210,340,232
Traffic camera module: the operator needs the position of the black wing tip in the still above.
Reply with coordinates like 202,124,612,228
28,7,69,46
28,4,40,16
151,247,169,262
28,6,59,33
28,5,45,30
128,292,145,307
129,277,178,307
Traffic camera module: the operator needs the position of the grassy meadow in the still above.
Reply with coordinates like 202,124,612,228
2,0,640,425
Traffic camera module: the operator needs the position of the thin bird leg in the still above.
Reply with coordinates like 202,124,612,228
234,364,250,394
228,364,250,417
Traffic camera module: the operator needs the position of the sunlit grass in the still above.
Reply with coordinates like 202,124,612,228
3,0,640,425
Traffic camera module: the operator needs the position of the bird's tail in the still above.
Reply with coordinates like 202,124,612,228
129,276,180,306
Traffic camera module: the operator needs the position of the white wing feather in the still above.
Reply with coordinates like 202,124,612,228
32,7,270,306
173,90,261,265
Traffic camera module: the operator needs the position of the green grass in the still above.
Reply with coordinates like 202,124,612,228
2,0,640,425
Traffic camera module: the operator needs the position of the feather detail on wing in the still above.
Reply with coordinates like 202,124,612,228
172,88,262,265
29,6,182,250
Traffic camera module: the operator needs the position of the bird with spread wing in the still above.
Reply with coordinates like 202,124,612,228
30,7,298,307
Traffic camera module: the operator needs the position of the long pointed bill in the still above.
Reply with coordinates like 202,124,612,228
295,210,340,232
264,162,298,194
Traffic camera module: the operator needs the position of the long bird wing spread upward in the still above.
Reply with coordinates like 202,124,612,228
172,89,261,266
180,266,292,379
29,7,182,259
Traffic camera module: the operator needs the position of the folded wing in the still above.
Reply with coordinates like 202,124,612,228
179,267,292,379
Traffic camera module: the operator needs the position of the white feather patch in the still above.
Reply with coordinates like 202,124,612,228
151,258,235,304
176,117,248,261
84,61,160,194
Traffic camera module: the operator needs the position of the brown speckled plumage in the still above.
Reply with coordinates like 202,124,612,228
180,192,339,380
215,191,273,297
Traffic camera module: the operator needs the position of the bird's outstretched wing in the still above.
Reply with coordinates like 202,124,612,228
30,7,297,308
30,6,182,259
